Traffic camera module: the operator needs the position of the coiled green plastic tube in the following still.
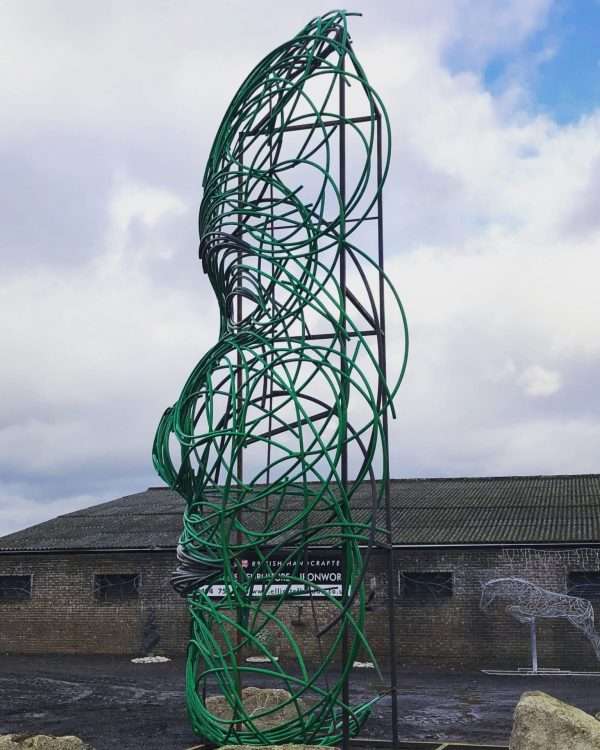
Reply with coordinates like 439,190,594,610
153,9,408,746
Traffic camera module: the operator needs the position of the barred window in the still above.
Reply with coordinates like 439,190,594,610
0,575,32,602
94,573,140,602
399,571,453,602
568,571,600,599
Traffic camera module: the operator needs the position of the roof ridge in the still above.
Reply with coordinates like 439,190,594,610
389,473,600,482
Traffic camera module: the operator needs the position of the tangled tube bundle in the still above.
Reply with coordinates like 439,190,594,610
153,10,408,746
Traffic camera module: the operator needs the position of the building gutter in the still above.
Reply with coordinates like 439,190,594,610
0,546,178,556
1,541,600,555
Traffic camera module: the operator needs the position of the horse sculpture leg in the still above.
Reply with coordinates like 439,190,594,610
530,618,538,673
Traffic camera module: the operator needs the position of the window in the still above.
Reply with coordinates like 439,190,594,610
399,571,453,602
567,571,600,599
0,575,32,602
94,573,140,602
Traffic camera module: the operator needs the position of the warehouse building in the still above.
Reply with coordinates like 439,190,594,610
1,474,600,671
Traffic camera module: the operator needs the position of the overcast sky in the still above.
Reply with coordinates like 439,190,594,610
1,0,599,537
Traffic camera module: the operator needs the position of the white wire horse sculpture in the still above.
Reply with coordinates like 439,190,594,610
481,577,600,672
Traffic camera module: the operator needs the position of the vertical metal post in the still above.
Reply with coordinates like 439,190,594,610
530,619,538,674
235,140,244,719
339,53,350,750
265,97,274,522
376,111,399,749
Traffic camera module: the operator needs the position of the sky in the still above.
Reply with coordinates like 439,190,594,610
1,0,600,537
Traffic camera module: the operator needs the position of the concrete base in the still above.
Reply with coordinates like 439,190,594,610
218,746,337,750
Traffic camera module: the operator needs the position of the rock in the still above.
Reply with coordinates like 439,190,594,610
0,736,92,750
130,655,170,663
510,691,600,750
206,687,306,730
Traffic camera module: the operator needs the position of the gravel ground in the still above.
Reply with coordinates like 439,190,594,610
1,655,600,749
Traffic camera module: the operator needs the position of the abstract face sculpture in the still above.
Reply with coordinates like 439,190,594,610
153,10,407,746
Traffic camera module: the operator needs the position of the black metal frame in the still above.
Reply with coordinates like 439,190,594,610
232,64,400,749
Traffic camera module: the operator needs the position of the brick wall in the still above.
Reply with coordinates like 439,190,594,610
1,546,600,671
0,552,189,655
380,546,600,671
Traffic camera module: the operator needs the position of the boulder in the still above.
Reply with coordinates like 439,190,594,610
206,686,306,730
510,691,600,750
0,737,92,750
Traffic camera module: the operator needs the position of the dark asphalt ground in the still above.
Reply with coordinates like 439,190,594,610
1,656,600,749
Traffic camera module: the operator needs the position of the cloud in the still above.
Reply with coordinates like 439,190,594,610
562,154,600,237
0,173,217,491
363,12,600,477
519,365,562,397
444,0,553,66
0,484,98,538
1,0,599,536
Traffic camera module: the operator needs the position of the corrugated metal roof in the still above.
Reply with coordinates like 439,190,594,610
1,474,599,551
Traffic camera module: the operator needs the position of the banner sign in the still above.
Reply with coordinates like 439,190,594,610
201,549,343,600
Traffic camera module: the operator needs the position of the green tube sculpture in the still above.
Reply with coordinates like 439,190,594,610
153,9,408,746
